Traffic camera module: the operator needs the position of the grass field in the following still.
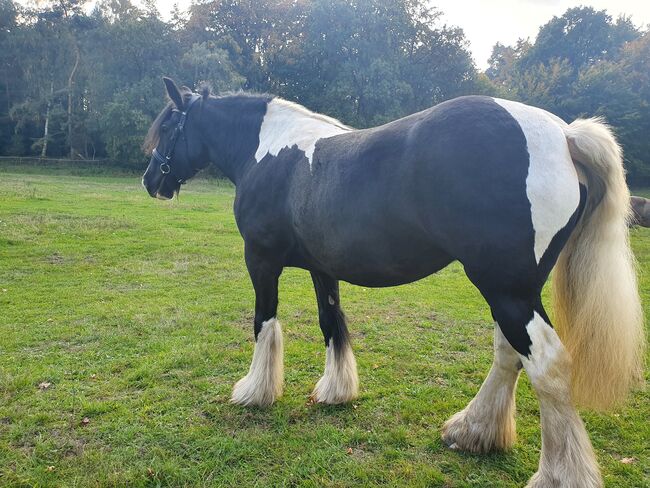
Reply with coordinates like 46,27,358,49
0,169,648,487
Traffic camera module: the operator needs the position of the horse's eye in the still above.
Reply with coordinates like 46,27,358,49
161,124,169,133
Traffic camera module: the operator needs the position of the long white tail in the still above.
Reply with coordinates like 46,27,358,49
553,117,645,410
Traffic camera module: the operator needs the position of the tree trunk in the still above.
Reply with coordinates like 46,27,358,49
41,80,54,159
67,42,80,159
4,75,9,113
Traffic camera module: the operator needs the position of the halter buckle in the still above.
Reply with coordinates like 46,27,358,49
160,162,171,174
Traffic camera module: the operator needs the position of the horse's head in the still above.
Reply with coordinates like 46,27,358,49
142,77,210,199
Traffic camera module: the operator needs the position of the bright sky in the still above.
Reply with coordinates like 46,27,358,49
431,0,650,69
147,0,650,70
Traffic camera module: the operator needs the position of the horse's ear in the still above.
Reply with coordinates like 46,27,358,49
201,84,211,100
163,77,184,110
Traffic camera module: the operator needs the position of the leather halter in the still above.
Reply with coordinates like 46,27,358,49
152,94,201,182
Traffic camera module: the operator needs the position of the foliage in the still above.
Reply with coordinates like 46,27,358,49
278,0,475,127
99,99,151,166
181,42,245,92
521,7,638,72
0,169,648,486
570,33,650,182
486,7,649,183
0,0,478,161
1,1,649,181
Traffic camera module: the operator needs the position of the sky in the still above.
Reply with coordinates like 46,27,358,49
429,0,650,69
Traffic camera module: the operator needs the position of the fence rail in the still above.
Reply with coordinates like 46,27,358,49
0,156,109,165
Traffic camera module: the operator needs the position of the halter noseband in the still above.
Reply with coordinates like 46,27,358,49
152,94,201,181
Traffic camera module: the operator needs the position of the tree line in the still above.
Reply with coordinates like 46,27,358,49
1,0,648,183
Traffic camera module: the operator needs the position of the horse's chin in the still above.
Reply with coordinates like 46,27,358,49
155,192,172,200
156,188,180,200
154,179,181,200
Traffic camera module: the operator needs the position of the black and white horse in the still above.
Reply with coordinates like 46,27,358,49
143,78,644,488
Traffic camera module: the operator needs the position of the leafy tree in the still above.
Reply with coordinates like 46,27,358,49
100,97,151,166
3,0,646,182
81,1,185,159
571,33,650,183
486,40,530,87
0,0,22,155
185,0,305,92
279,0,475,127
181,42,245,91
5,4,82,157
486,6,648,182
523,7,638,72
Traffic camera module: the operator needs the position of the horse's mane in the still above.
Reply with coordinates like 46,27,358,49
143,87,276,155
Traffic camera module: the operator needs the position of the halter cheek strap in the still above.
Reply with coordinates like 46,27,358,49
152,94,201,181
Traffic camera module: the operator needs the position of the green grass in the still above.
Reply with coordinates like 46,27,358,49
0,170,648,487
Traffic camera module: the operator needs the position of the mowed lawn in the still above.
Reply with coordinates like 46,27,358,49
0,169,648,488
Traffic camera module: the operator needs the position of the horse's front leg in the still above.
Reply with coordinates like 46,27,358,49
310,272,358,404
231,251,283,407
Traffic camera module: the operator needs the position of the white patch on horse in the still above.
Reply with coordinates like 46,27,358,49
312,338,359,404
255,98,350,167
522,312,566,380
231,317,284,407
494,99,580,263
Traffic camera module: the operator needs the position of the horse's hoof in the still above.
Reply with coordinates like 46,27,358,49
310,379,358,405
525,469,603,488
311,342,359,404
230,375,279,407
441,408,515,454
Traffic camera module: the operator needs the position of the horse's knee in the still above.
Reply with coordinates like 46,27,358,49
493,301,572,397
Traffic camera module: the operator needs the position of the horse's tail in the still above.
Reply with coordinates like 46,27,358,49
553,117,645,410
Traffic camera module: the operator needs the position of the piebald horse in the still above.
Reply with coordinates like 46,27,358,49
143,78,644,488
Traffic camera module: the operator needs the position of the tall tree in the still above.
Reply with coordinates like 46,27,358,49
571,33,650,183
486,6,648,182
522,7,638,72
0,0,19,155
279,0,475,127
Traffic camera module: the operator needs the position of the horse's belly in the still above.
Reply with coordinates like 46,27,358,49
300,232,454,287
334,259,451,287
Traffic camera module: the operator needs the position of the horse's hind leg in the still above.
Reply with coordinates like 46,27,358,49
521,309,601,488
231,250,284,407
441,322,521,452
310,272,358,404
447,284,602,486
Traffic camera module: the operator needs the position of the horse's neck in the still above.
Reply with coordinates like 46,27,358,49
254,99,351,165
